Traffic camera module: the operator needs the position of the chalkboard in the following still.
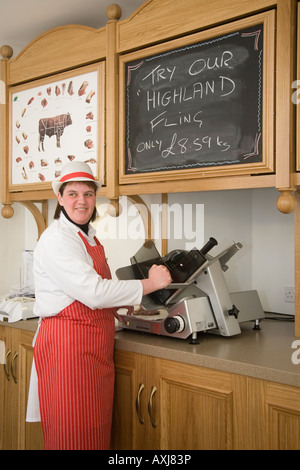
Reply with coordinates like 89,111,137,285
123,23,265,175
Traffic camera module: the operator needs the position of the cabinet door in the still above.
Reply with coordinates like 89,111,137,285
158,359,235,450
266,382,300,450
1,327,20,449
0,325,7,450
111,350,161,450
111,350,147,449
112,350,300,450
0,326,44,450
18,329,44,450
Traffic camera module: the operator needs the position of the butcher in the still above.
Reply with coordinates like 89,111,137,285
26,161,171,450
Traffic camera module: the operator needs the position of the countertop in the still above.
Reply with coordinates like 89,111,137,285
2,315,300,387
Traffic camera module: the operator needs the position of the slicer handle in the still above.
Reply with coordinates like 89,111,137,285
200,237,218,256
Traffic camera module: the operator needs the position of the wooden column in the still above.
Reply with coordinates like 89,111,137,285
105,4,122,202
161,194,168,256
295,2,300,336
276,0,297,213
295,191,300,336
275,0,299,335
0,45,14,219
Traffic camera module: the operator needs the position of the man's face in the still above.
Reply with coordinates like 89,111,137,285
58,182,96,225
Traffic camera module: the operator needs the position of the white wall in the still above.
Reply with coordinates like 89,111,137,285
167,188,294,314
0,187,295,315
168,189,253,291
252,188,294,314
0,203,26,292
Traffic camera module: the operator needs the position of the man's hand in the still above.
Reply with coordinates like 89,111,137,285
141,264,172,296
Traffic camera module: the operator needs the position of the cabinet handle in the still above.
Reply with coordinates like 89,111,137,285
136,383,145,424
148,385,157,428
3,349,11,381
11,351,18,384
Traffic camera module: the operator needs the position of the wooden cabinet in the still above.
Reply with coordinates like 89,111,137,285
159,360,240,450
111,350,158,449
111,349,300,450
249,379,300,450
1,324,300,450
0,324,44,450
111,350,245,450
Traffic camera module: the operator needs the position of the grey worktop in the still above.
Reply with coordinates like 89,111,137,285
2,316,300,387
115,317,300,387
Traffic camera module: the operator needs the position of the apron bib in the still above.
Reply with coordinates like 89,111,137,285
34,232,115,450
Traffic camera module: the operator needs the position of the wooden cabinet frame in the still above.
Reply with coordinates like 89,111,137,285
1,1,296,201
119,11,275,185
8,63,105,192
0,325,44,449
112,349,300,450
1,0,300,332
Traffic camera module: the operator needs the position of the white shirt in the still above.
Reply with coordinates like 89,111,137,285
33,212,143,316
26,212,143,422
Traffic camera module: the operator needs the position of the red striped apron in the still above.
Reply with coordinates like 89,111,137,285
34,232,115,450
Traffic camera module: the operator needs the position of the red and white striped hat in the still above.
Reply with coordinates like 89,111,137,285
52,161,102,195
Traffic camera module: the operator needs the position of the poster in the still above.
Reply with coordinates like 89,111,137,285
10,64,103,186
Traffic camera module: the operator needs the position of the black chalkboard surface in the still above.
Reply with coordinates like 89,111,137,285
124,23,264,175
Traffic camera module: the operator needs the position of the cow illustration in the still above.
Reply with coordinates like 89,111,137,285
38,113,72,151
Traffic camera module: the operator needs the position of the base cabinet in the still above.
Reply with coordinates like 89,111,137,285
260,380,300,450
159,363,236,450
111,349,158,449
0,325,44,450
111,349,300,450
1,325,300,450
111,350,241,450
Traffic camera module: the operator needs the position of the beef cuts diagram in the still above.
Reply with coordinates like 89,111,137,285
11,67,100,185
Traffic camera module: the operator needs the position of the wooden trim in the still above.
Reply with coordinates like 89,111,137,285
119,174,276,196
275,0,297,189
127,195,152,241
119,11,276,185
297,3,300,172
161,194,168,255
8,25,106,86
117,0,277,53
105,7,122,199
0,54,11,207
8,186,107,202
18,201,48,239
8,62,105,192
295,190,300,337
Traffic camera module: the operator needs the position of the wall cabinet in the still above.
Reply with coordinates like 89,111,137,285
0,325,44,450
111,350,300,450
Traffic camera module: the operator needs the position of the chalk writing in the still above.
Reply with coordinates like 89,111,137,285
125,24,264,174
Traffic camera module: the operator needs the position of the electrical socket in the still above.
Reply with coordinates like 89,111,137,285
284,286,295,303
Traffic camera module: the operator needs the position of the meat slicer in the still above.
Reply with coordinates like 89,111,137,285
116,238,264,343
